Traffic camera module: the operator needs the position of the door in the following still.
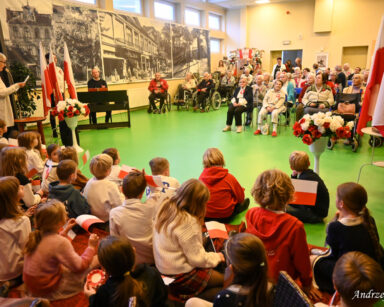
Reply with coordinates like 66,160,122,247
282,49,303,69
342,46,368,69
270,50,282,73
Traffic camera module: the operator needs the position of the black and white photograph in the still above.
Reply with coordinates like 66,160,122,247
316,52,328,68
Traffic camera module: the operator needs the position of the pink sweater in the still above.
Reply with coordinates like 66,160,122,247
23,233,96,296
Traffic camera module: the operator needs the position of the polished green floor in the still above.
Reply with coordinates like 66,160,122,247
44,107,384,247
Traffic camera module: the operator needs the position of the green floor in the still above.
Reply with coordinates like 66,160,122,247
44,107,384,247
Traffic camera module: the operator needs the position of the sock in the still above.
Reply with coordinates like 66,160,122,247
273,123,277,131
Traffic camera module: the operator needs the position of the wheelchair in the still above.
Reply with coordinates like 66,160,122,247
192,87,221,112
148,91,172,114
173,86,196,111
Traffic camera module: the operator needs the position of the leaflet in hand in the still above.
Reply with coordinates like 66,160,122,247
24,75,29,83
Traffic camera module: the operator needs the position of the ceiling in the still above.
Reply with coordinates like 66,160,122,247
207,0,304,10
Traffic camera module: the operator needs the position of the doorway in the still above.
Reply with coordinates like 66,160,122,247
282,49,303,70
342,46,369,69
270,50,282,73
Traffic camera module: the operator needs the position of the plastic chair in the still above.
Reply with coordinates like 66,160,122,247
347,80,353,86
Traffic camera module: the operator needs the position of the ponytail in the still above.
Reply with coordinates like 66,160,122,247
360,207,384,262
112,273,147,307
24,230,42,254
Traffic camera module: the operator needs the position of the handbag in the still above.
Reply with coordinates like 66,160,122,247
337,102,356,114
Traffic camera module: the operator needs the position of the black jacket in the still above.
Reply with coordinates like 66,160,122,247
232,86,254,112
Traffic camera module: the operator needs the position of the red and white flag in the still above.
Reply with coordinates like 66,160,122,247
205,221,229,239
357,16,384,136
64,42,77,99
39,43,52,116
291,179,318,206
48,45,63,103
118,165,135,179
249,48,253,59
145,175,164,188
238,49,243,60
82,150,90,165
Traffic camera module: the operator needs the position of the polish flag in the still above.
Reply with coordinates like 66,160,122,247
64,42,77,99
205,221,229,239
145,175,164,188
290,179,318,206
118,165,135,179
249,48,253,59
48,45,63,103
39,43,52,116
238,49,243,60
82,150,90,165
357,16,384,136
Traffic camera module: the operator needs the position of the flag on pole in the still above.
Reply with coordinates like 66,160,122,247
39,42,52,116
249,48,253,59
357,16,384,136
48,45,63,103
63,42,77,99
238,49,243,60
290,179,318,206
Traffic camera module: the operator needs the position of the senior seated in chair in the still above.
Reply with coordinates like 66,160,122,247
302,72,334,115
254,79,286,137
195,72,214,112
218,70,235,103
343,73,365,104
148,72,169,113
222,78,253,133
240,68,253,85
244,75,267,126
176,72,196,105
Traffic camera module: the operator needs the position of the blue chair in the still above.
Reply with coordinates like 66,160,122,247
295,87,302,96
347,80,352,86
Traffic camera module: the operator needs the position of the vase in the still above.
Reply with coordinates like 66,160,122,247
65,116,83,153
309,137,327,174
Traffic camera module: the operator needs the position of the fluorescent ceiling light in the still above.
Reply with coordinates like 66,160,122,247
255,0,270,3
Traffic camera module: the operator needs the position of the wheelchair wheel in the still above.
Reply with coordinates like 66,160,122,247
166,93,172,112
191,91,198,110
351,138,359,152
173,93,180,110
327,138,335,150
368,136,383,147
211,91,221,110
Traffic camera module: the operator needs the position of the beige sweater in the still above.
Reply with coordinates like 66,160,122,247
262,89,286,109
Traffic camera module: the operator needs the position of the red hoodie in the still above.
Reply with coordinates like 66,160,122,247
148,78,169,93
245,207,312,287
199,167,244,218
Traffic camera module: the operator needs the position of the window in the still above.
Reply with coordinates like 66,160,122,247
24,27,31,39
210,38,221,53
72,0,96,4
34,28,40,39
185,8,200,27
208,13,221,30
154,1,174,21
114,0,141,14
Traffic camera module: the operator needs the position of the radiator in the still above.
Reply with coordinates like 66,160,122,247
127,87,149,108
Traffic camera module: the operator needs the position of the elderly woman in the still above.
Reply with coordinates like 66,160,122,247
176,72,196,104
302,72,334,115
222,78,253,133
343,73,365,103
0,53,25,131
254,79,286,137
219,70,235,102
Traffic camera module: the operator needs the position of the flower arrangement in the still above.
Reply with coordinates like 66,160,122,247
52,98,90,121
293,112,354,145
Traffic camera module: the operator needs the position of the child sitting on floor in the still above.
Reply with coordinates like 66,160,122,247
246,169,321,301
83,154,124,221
41,144,60,194
286,151,330,223
312,182,384,294
153,179,225,302
23,200,99,300
0,176,32,297
48,159,90,218
17,131,44,175
85,236,168,307
199,148,248,223
103,147,122,185
110,171,162,265
0,119,8,144
0,147,42,207
146,157,180,199
315,252,384,307
58,147,88,191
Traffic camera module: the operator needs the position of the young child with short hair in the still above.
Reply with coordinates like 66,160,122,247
58,147,88,191
84,236,168,307
313,182,384,294
48,159,90,219
0,119,8,144
286,151,330,223
110,171,162,265
23,200,99,300
83,154,124,221
199,148,248,223
41,144,60,194
315,251,384,307
17,131,44,175
146,157,180,199
153,179,225,302
0,176,31,296
246,169,321,301
0,147,42,207
102,147,122,185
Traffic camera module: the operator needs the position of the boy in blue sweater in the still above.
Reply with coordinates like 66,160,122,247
48,159,90,218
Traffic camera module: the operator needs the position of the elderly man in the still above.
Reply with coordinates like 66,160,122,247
343,74,365,103
271,57,286,80
363,69,369,86
195,72,214,112
343,63,351,78
245,75,267,126
294,57,302,69
176,72,196,105
296,73,315,120
219,70,235,102
148,72,169,114
263,73,273,89
240,68,253,85
335,65,347,90
0,53,25,131
222,78,253,133
88,66,109,124
347,66,362,81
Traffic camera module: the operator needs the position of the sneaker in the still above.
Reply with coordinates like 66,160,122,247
200,109,205,113
52,130,58,138
254,129,261,135
147,108,153,114
222,126,231,132
236,126,242,133
272,131,277,137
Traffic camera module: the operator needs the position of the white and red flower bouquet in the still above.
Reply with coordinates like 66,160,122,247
293,112,354,145
52,99,90,121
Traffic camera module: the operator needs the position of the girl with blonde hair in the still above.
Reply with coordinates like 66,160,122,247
17,131,44,175
23,200,99,300
153,179,225,302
